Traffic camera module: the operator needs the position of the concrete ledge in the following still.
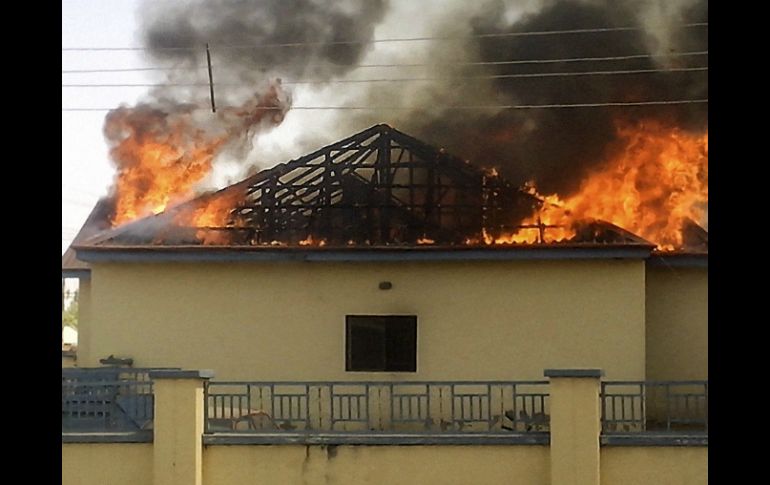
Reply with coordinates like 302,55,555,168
601,433,707,447
647,253,708,268
62,431,153,443
149,369,215,379
203,432,550,446
62,269,91,279
76,246,654,263
544,369,604,378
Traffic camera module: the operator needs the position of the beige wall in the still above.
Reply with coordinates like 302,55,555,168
77,278,92,367
549,376,602,485
62,443,152,485
61,442,708,485
203,444,549,485
87,259,646,380
61,353,77,368
646,266,708,380
601,446,707,485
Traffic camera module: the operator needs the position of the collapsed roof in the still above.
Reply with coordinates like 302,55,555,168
75,124,658,253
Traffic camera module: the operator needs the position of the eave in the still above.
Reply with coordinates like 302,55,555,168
74,243,655,264
647,251,708,268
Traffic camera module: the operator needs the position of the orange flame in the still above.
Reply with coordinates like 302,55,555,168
104,82,291,227
298,235,314,246
107,115,226,226
298,235,328,247
503,119,708,248
177,190,243,228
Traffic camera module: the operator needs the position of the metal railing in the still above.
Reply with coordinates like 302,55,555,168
62,368,157,432
205,381,549,434
601,380,708,433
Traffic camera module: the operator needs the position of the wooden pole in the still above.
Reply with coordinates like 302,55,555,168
205,43,216,113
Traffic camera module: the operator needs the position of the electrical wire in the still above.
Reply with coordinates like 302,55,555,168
62,99,707,111
61,23,707,51
61,66,708,88
61,51,708,74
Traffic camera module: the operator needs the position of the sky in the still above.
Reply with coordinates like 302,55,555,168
62,0,145,254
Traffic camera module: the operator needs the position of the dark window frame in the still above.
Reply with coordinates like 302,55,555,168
345,315,417,372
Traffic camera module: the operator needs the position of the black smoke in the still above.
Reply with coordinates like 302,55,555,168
134,0,706,198
395,0,708,195
105,0,391,206
141,0,390,93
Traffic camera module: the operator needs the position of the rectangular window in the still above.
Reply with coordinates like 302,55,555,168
346,315,417,372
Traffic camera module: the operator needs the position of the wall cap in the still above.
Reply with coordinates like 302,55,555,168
601,433,707,447
62,431,153,443
149,369,215,379
544,369,604,378
203,432,550,446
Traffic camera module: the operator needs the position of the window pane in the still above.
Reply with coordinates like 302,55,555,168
386,317,417,372
346,315,417,372
346,317,386,371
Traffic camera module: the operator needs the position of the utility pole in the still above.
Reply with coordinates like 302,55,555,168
206,43,216,113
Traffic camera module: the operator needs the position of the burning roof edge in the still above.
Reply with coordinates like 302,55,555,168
62,197,116,278
67,122,707,264
77,123,535,249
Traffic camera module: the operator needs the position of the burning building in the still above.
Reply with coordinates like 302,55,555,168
62,0,707,382
61,3,707,482
84,123,677,248
64,121,706,384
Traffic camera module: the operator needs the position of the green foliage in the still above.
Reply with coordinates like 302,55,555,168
62,291,78,329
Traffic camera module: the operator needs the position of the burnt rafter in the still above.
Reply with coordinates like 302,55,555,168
220,123,539,245
81,124,665,248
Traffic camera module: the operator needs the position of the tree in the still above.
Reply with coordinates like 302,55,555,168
62,290,78,329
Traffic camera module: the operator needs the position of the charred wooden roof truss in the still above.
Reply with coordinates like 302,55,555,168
209,124,538,246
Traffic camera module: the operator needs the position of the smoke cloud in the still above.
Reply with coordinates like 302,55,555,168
113,0,706,226
353,0,708,196
141,0,390,105
101,0,391,224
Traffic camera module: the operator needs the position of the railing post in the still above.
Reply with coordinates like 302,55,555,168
545,369,603,485
149,369,214,485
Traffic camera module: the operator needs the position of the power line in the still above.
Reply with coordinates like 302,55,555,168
61,51,708,74
63,67,207,74
63,200,99,208
61,23,707,51
62,190,106,199
61,66,708,88
62,186,105,194
62,99,707,112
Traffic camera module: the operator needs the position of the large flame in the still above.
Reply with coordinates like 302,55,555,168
106,114,227,226
102,101,706,250
104,83,291,227
502,119,708,249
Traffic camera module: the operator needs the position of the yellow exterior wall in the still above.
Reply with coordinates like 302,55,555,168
62,442,707,485
62,443,152,485
646,266,708,380
601,446,707,485
61,354,77,368
153,377,207,485
203,444,549,485
549,376,601,485
77,278,92,366
87,260,645,380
